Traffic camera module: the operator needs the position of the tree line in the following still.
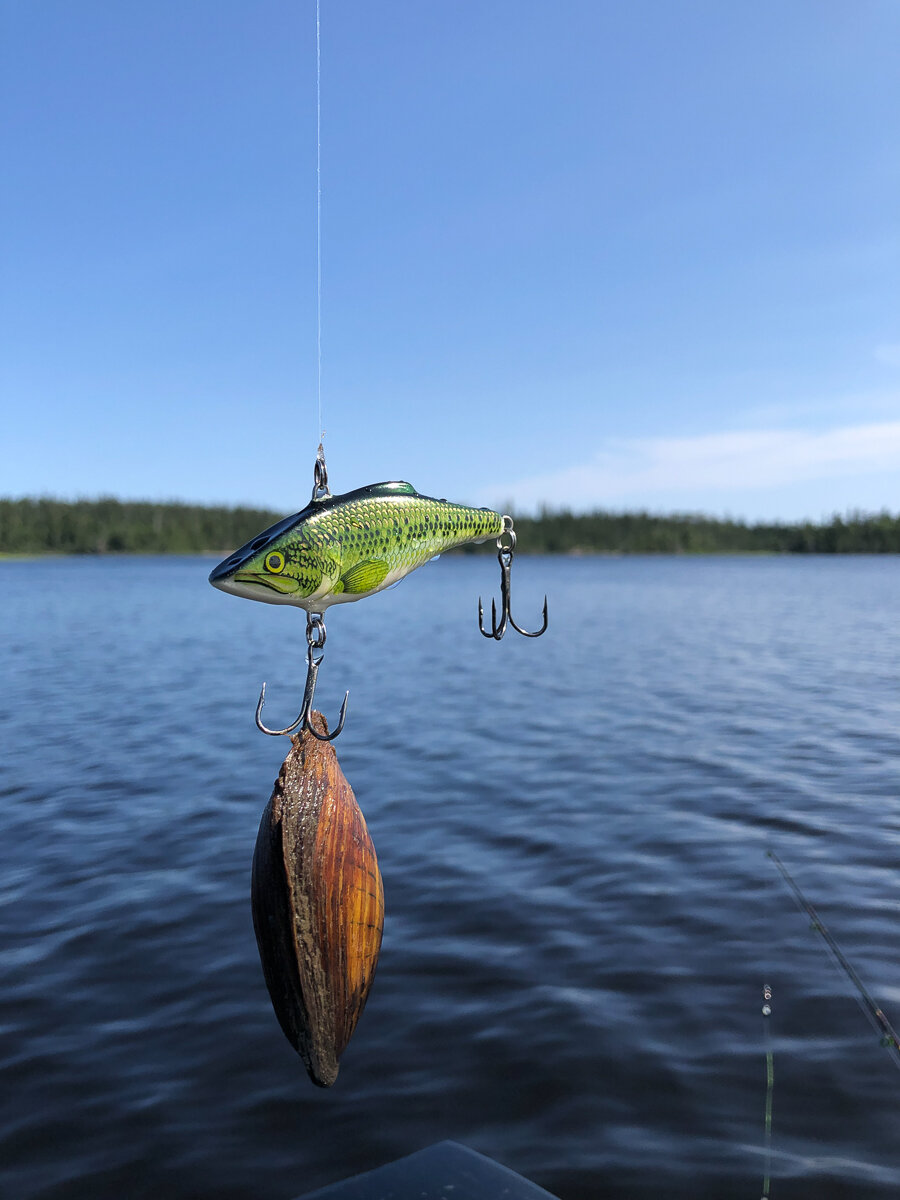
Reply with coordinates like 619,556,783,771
0,498,279,555
2,496,900,555
502,507,900,554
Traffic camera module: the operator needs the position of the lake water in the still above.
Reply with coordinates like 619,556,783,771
1,554,898,1199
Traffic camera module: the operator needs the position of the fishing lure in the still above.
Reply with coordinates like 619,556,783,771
209,448,548,740
252,710,383,1087
210,480,503,610
216,450,545,1081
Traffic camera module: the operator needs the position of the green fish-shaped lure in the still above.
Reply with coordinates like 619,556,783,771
209,481,504,612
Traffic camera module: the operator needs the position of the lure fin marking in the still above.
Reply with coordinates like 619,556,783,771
365,481,417,497
340,559,390,594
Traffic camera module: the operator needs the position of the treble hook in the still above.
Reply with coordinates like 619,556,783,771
478,516,549,640
255,611,349,740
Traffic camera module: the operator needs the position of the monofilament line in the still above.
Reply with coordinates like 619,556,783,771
761,983,773,1200
316,0,323,447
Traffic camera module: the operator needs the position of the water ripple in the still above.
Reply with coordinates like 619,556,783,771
0,555,897,1198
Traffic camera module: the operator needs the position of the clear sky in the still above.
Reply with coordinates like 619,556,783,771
2,1,899,520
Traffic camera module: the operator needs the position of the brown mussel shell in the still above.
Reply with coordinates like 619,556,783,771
251,712,384,1087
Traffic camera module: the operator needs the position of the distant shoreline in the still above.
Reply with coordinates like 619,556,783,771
3,497,900,555
2,547,899,561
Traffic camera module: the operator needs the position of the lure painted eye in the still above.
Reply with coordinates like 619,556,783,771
265,551,285,574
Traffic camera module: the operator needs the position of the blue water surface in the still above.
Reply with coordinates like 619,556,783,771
1,555,898,1199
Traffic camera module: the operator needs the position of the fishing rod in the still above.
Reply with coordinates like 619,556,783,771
767,849,900,1071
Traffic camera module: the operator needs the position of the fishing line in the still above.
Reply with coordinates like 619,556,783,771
761,982,773,1200
768,849,900,1072
315,0,324,448
759,854,777,1200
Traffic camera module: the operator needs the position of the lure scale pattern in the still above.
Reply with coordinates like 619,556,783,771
210,482,504,611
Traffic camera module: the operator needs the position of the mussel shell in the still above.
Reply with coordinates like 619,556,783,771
251,712,384,1086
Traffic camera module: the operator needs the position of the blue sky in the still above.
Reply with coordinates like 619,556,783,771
2,1,899,520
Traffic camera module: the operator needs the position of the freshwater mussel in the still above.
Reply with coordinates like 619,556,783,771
251,712,384,1086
